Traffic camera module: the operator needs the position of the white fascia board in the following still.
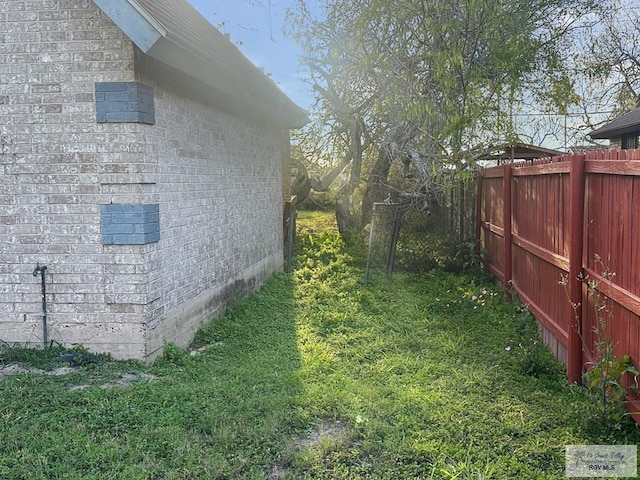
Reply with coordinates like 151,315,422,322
93,0,167,52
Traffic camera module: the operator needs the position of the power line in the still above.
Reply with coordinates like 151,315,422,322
510,111,614,117
485,111,615,118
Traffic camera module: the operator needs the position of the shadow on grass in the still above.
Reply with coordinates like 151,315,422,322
0,273,304,480
150,272,305,478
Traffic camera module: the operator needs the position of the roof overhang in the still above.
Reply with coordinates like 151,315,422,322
590,125,640,140
92,0,309,129
589,109,640,140
476,143,565,162
145,39,309,128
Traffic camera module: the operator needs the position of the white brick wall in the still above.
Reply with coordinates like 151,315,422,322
135,54,285,359
0,0,286,360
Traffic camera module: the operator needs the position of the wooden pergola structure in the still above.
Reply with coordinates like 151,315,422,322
475,142,565,164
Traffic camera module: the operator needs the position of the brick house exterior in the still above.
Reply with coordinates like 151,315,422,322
589,108,640,150
0,0,307,360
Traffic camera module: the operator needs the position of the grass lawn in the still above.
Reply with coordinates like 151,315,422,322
1,211,638,479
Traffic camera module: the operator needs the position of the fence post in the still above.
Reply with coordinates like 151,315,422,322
283,196,297,273
503,163,513,299
475,170,483,260
364,203,378,285
568,154,585,385
386,204,401,278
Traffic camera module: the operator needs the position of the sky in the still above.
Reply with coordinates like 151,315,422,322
188,0,317,110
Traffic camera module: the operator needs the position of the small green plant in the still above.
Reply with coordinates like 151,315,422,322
507,303,564,379
60,345,110,367
0,340,70,369
159,342,191,367
449,239,482,272
561,255,640,425
585,350,639,424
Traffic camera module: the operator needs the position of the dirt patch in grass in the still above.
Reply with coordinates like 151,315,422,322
0,363,155,390
189,342,225,356
292,419,349,450
0,364,76,380
71,372,157,391
268,465,290,480
270,419,351,479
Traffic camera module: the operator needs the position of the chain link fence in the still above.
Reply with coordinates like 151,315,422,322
365,202,401,283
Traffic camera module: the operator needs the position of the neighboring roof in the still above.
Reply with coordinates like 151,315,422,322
475,143,565,162
589,108,640,139
93,0,309,128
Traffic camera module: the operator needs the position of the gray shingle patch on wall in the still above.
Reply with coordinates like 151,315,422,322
95,82,155,124
102,204,160,245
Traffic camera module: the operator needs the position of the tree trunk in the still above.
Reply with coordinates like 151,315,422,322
335,121,364,236
335,185,354,235
290,158,312,205
361,145,393,228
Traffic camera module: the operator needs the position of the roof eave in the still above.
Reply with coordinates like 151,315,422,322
146,38,309,128
590,126,640,140
93,0,309,129
589,109,640,139
475,142,565,161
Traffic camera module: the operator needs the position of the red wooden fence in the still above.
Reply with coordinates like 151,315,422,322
477,150,640,422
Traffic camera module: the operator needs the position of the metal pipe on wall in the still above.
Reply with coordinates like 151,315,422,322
32,263,48,348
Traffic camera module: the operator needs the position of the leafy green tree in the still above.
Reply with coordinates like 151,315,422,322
288,0,604,235
583,1,640,116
